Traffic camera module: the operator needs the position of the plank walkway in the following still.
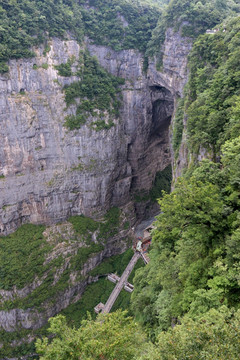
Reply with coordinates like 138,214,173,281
141,252,150,264
102,252,141,313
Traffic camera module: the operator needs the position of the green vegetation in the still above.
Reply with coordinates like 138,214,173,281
163,0,238,36
0,0,83,72
41,63,48,70
0,0,163,73
43,44,51,56
55,57,75,77
186,17,240,154
147,0,240,67
0,224,48,290
0,62,9,73
68,207,121,242
0,208,122,312
149,164,172,201
0,207,133,357
37,306,240,359
68,214,98,241
98,207,121,240
91,119,114,131
36,311,148,360
1,247,142,358
132,147,240,338
172,97,184,153
70,244,104,271
134,165,172,203
153,307,240,360
1,0,239,75
63,52,124,130
131,17,240,346
80,0,161,53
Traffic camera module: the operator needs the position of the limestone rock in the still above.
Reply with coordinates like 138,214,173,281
0,28,191,235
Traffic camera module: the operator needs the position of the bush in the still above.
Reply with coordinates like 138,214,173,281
63,52,124,130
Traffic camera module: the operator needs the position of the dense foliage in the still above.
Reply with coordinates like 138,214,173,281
36,311,148,360
0,224,47,289
132,141,240,339
37,307,240,359
0,208,123,310
0,0,163,73
147,0,240,68
0,0,83,72
132,17,240,344
186,16,240,154
63,52,124,130
1,0,239,74
59,249,144,328
141,307,240,360
69,207,121,241
80,0,161,53
0,208,134,357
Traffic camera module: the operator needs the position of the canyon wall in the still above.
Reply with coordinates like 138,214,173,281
0,28,191,235
0,27,192,336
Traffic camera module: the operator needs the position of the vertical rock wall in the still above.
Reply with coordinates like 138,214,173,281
0,28,191,235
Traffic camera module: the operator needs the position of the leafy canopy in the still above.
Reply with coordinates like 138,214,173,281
36,310,148,360
0,0,163,72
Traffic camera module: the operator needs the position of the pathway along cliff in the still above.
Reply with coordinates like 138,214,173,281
94,224,153,314
102,252,141,313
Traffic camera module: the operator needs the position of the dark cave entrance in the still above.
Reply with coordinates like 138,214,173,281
149,85,174,140
131,84,174,220
151,98,173,138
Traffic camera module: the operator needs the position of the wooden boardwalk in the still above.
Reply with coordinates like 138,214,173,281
141,252,150,264
102,252,141,313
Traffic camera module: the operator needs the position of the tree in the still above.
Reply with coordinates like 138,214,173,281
36,310,148,360
154,307,240,360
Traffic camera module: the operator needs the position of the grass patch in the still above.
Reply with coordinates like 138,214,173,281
0,224,48,290
43,44,51,56
0,209,122,310
98,207,121,240
69,207,121,243
41,63,48,70
69,215,98,236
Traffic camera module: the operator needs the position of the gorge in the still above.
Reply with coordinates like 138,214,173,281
0,26,190,235
1,0,240,358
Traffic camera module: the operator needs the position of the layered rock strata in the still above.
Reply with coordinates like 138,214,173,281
0,28,191,235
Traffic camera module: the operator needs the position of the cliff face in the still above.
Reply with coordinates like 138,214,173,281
0,28,191,235
0,26,192,337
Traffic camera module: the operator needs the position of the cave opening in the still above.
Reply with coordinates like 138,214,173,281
130,84,174,221
150,98,173,139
